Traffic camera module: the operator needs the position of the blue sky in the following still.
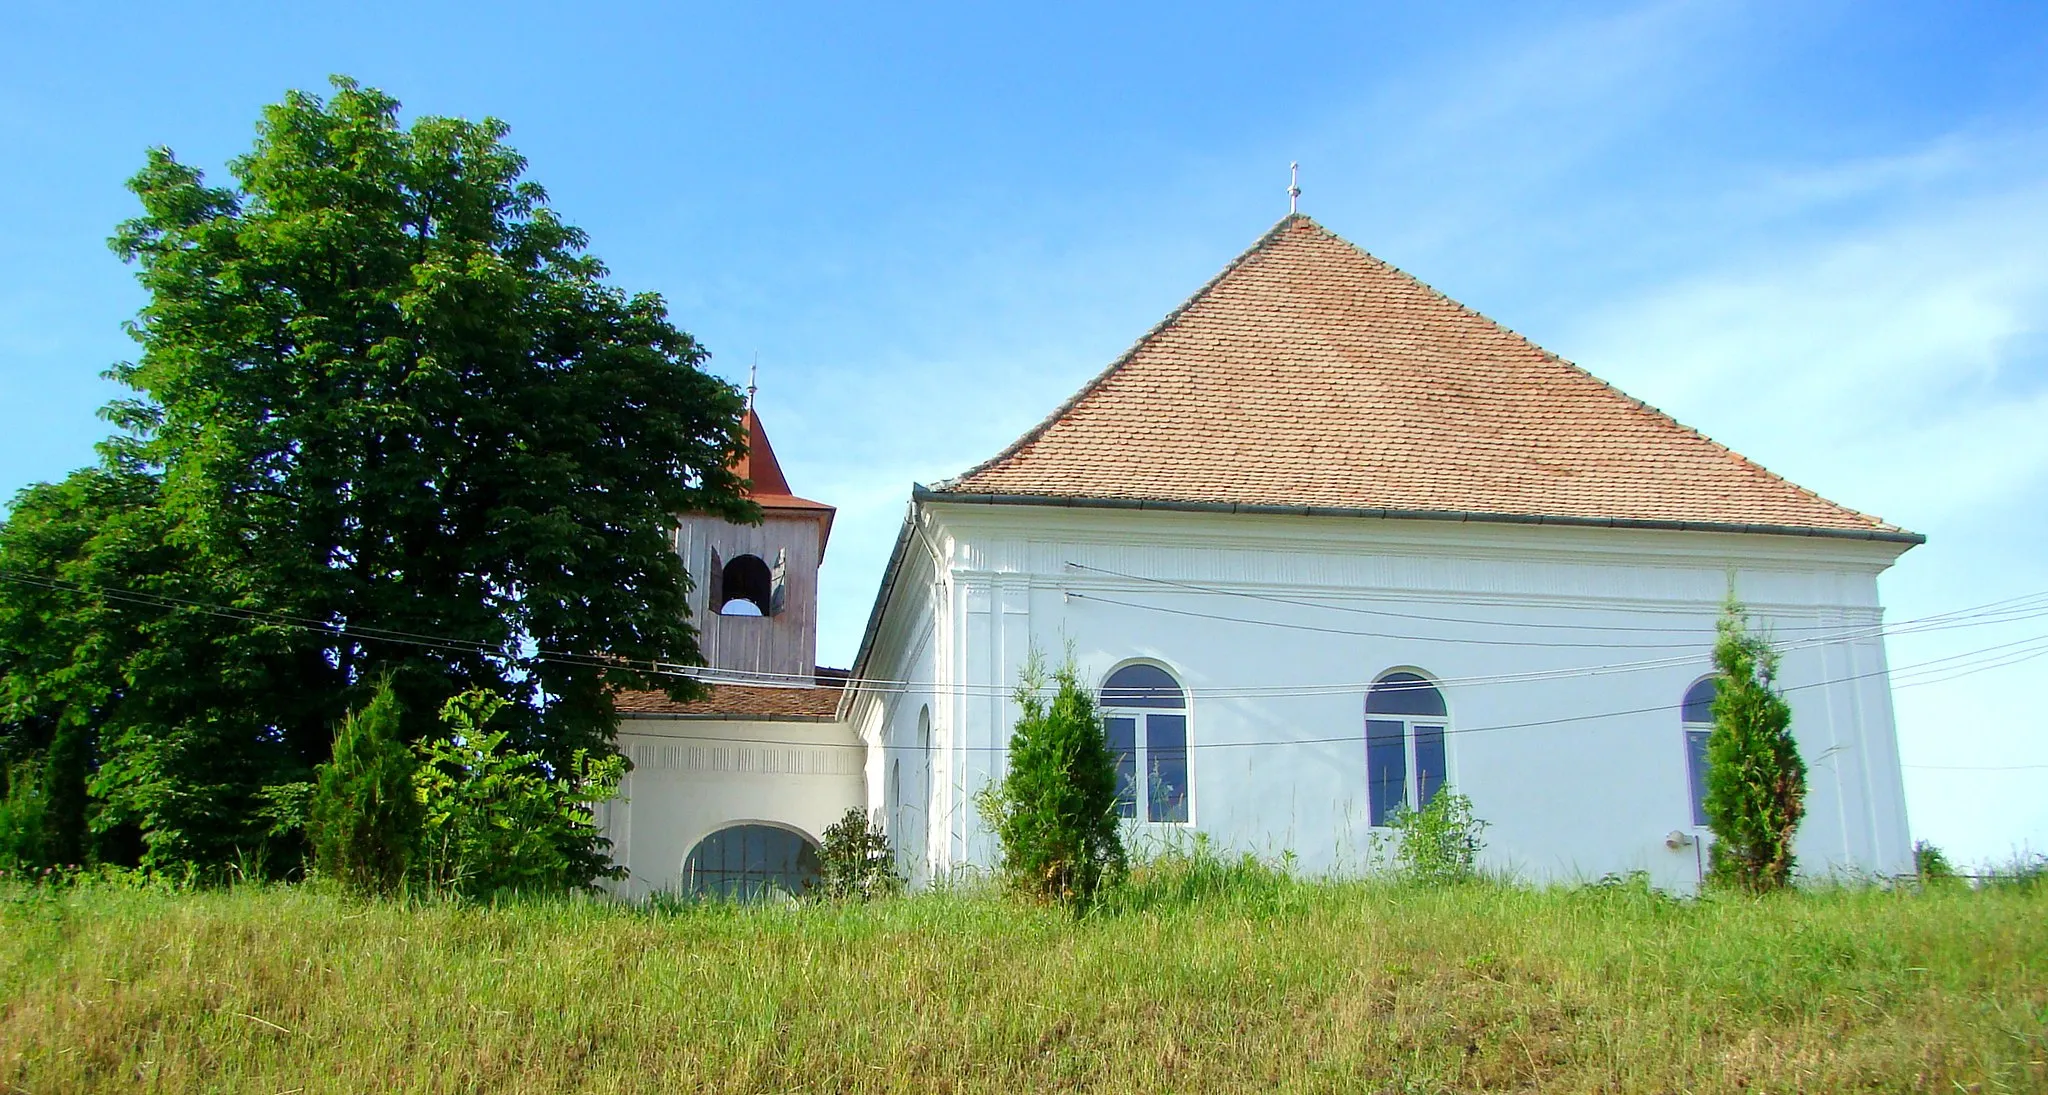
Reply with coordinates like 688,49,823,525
3,1,2044,865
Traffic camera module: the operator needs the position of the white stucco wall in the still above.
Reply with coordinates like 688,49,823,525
600,715,864,900
859,502,1915,892
847,523,950,886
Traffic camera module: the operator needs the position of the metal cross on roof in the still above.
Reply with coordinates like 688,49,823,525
1289,162,1301,214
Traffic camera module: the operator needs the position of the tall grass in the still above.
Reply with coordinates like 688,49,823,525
2,865,2044,1092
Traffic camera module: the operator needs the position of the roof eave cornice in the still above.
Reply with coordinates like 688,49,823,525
848,499,924,685
913,486,1926,546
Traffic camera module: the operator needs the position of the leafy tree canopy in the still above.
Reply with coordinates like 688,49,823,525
0,76,750,872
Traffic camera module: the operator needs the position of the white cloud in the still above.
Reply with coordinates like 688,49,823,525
1546,136,2048,863
1564,162,2048,527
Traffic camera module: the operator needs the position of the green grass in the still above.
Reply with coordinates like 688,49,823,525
2,866,2044,1093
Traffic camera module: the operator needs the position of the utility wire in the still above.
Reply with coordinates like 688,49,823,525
1902,763,2048,772
1065,584,2048,650
5,565,2043,701
10,567,2036,759
1065,561,2048,635
9,569,2037,774
616,629,2048,752
0,569,684,680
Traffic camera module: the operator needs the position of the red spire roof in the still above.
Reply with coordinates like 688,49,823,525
736,408,835,551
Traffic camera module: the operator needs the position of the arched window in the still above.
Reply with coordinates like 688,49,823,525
718,553,774,616
1682,677,1717,827
1100,663,1190,823
887,757,902,842
912,704,931,873
1366,671,1448,827
682,823,820,901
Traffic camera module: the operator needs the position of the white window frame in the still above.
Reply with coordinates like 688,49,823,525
1099,661,1195,826
1367,716,1450,824
1681,676,1717,831
1365,669,1451,828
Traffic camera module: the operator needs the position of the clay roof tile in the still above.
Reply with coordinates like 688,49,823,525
615,667,847,721
932,215,1906,536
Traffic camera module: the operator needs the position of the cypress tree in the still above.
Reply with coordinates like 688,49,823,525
309,679,420,894
985,656,1126,906
38,724,91,867
1704,598,1807,893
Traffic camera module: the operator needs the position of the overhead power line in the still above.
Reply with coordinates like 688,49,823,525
2,566,2040,702
1902,763,2048,772
4,567,2042,762
612,634,2048,754
1064,561,2048,636
1064,575,2048,650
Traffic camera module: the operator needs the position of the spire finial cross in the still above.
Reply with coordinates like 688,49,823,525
1288,162,1301,214
747,353,758,413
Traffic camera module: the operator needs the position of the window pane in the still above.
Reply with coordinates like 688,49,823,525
1682,678,1718,724
684,824,821,901
1686,729,1712,827
1367,672,1447,717
1414,724,1446,808
1101,664,1185,709
1146,713,1189,823
1105,716,1138,819
1367,718,1407,826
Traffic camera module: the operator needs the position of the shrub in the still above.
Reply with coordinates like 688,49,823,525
0,760,47,874
1914,839,1958,885
0,728,94,876
977,653,1125,907
1704,597,1806,893
307,680,421,895
1387,788,1487,885
1983,853,2046,893
411,689,625,899
818,807,903,902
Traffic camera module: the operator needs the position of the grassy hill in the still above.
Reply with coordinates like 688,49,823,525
2,865,2043,1092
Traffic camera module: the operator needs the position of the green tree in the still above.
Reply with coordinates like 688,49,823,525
110,73,750,760
0,465,265,871
308,679,420,894
978,654,1126,907
1703,598,1807,893
0,76,750,873
411,689,624,898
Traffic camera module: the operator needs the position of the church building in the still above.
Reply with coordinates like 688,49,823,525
601,213,1921,898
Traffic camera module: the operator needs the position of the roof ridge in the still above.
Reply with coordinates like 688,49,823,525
931,213,1312,491
1307,230,1899,533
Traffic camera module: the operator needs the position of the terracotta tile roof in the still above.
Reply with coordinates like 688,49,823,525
933,215,1909,538
616,668,847,721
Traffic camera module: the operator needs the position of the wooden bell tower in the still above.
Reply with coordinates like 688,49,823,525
674,409,835,681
